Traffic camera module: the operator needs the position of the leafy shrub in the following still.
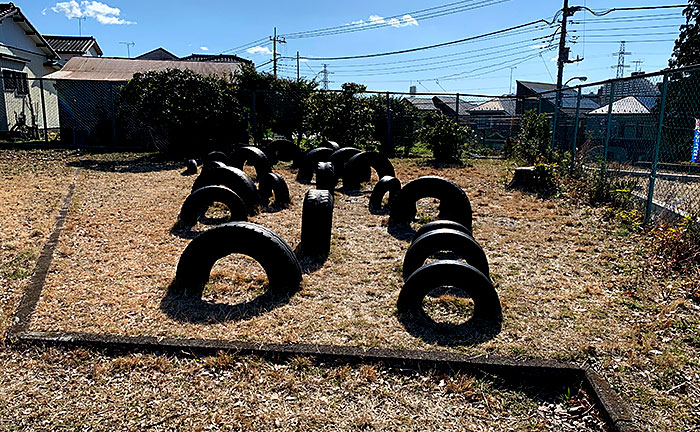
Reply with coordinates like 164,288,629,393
367,94,421,157
532,159,559,197
419,112,476,163
511,109,551,164
306,83,374,148
651,215,700,274
120,69,247,157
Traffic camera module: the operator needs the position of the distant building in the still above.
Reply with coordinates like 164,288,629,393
136,48,253,66
43,35,103,66
135,47,178,61
467,98,518,149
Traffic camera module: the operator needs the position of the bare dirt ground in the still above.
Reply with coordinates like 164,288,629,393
1,149,698,430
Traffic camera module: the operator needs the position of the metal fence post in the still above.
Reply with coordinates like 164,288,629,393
551,90,560,154
38,78,48,144
109,82,116,148
455,93,460,123
645,73,669,223
251,90,258,144
603,80,616,166
570,87,582,172
385,91,391,155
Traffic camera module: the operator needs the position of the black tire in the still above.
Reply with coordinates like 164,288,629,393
175,222,303,298
318,140,340,151
412,220,473,243
183,159,198,175
329,147,363,180
389,176,472,231
369,176,401,213
204,150,230,166
259,172,290,208
315,162,337,191
402,228,489,280
299,189,334,257
192,166,261,215
178,185,247,228
396,260,501,321
231,146,272,180
201,159,227,173
264,139,302,167
343,152,396,190
297,147,334,183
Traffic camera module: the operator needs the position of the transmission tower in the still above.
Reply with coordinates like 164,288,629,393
321,64,333,90
612,41,631,79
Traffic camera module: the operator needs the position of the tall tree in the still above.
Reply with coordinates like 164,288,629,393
669,1,700,68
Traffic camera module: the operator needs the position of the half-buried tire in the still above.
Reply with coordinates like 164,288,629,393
402,228,489,280
299,189,334,257
175,222,303,299
178,185,247,229
389,176,472,231
412,220,473,243
192,166,260,215
397,260,501,321
328,147,364,180
315,162,336,191
231,146,272,180
343,152,395,190
297,147,334,183
204,150,230,166
369,176,401,214
318,140,340,151
259,172,290,208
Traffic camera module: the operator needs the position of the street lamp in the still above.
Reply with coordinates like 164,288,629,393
565,76,588,86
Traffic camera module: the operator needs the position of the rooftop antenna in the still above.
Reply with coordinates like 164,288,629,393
119,41,135,58
632,59,644,73
77,17,86,36
509,66,517,94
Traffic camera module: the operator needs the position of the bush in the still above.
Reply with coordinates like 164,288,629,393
306,83,374,148
419,112,476,163
367,94,421,157
120,69,247,157
651,215,700,275
511,109,551,164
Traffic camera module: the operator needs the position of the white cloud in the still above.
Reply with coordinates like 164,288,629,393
351,13,418,28
200,46,209,51
51,1,135,25
246,46,273,55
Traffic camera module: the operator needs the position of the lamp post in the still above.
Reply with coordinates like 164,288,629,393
565,76,588,86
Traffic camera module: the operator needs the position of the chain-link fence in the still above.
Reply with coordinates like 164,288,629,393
542,65,700,222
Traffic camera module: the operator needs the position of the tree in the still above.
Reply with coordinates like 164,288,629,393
119,69,247,157
368,94,421,157
511,109,551,164
419,111,476,163
306,83,374,148
664,2,700,163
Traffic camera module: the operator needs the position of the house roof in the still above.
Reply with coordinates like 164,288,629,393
0,3,59,60
588,95,656,115
469,98,517,115
404,96,439,111
433,96,474,116
44,35,103,56
136,47,179,61
43,56,243,81
517,80,559,94
180,53,253,65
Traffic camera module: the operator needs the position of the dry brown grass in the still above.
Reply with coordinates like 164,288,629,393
1,150,698,430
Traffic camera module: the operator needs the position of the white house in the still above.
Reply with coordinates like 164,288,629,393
0,2,61,133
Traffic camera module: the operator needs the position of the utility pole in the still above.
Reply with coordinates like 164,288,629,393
270,27,286,78
632,59,644,73
509,66,517,94
119,41,135,58
613,41,631,78
296,51,300,81
321,64,332,90
552,0,582,151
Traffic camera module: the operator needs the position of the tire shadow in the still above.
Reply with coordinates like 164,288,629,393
396,310,502,347
169,217,233,240
160,280,294,324
293,243,329,274
387,223,416,242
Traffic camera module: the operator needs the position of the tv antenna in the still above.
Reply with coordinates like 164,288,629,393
77,17,86,36
119,41,135,58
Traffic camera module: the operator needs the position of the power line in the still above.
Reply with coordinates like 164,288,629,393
220,37,270,55
299,19,552,61
282,0,510,39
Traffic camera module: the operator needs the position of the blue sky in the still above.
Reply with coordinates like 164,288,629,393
17,0,687,94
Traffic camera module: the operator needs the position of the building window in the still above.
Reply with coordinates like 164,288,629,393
2,70,29,95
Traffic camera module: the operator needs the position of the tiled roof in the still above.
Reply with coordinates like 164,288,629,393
588,96,655,115
136,47,179,61
0,3,18,20
517,80,558,93
180,54,253,65
433,96,474,116
404,96,438,111
469,98,517,115
44,57,243,81
44,35,103,56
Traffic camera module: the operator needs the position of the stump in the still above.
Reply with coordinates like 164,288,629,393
507,166,536,191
